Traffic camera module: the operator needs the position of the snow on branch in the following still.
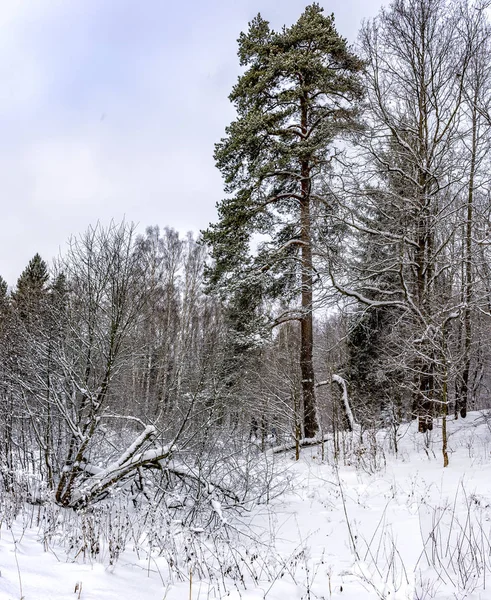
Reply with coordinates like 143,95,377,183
329,276,407,310
332,374,358,433
166,466,240,504
70,426,172,506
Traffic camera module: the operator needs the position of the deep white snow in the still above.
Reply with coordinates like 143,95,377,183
2,412,491,599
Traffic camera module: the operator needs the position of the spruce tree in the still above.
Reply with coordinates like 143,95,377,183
203,4,363,437
0,275,8,317
12,253,50,322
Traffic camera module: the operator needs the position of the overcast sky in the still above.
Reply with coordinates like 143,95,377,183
0,0,385,286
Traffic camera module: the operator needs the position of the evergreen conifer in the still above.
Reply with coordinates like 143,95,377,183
203,4,363,437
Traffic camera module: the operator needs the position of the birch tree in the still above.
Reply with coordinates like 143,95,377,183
331,0,474,433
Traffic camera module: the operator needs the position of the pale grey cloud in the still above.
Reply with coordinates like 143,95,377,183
0,0,384,285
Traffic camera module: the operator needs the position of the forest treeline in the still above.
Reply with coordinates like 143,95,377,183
1,0,491,511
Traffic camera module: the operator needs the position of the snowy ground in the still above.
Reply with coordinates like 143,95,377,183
2,412,491,600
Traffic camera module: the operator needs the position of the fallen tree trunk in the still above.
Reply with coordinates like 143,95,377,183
268,434,331,455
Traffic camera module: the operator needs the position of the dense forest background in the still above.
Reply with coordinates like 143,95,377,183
1,0,491,519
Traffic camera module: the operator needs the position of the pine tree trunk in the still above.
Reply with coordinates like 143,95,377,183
299,96,318,438
300,196,317,437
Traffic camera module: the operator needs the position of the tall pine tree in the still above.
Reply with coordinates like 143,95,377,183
203,4,363,437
